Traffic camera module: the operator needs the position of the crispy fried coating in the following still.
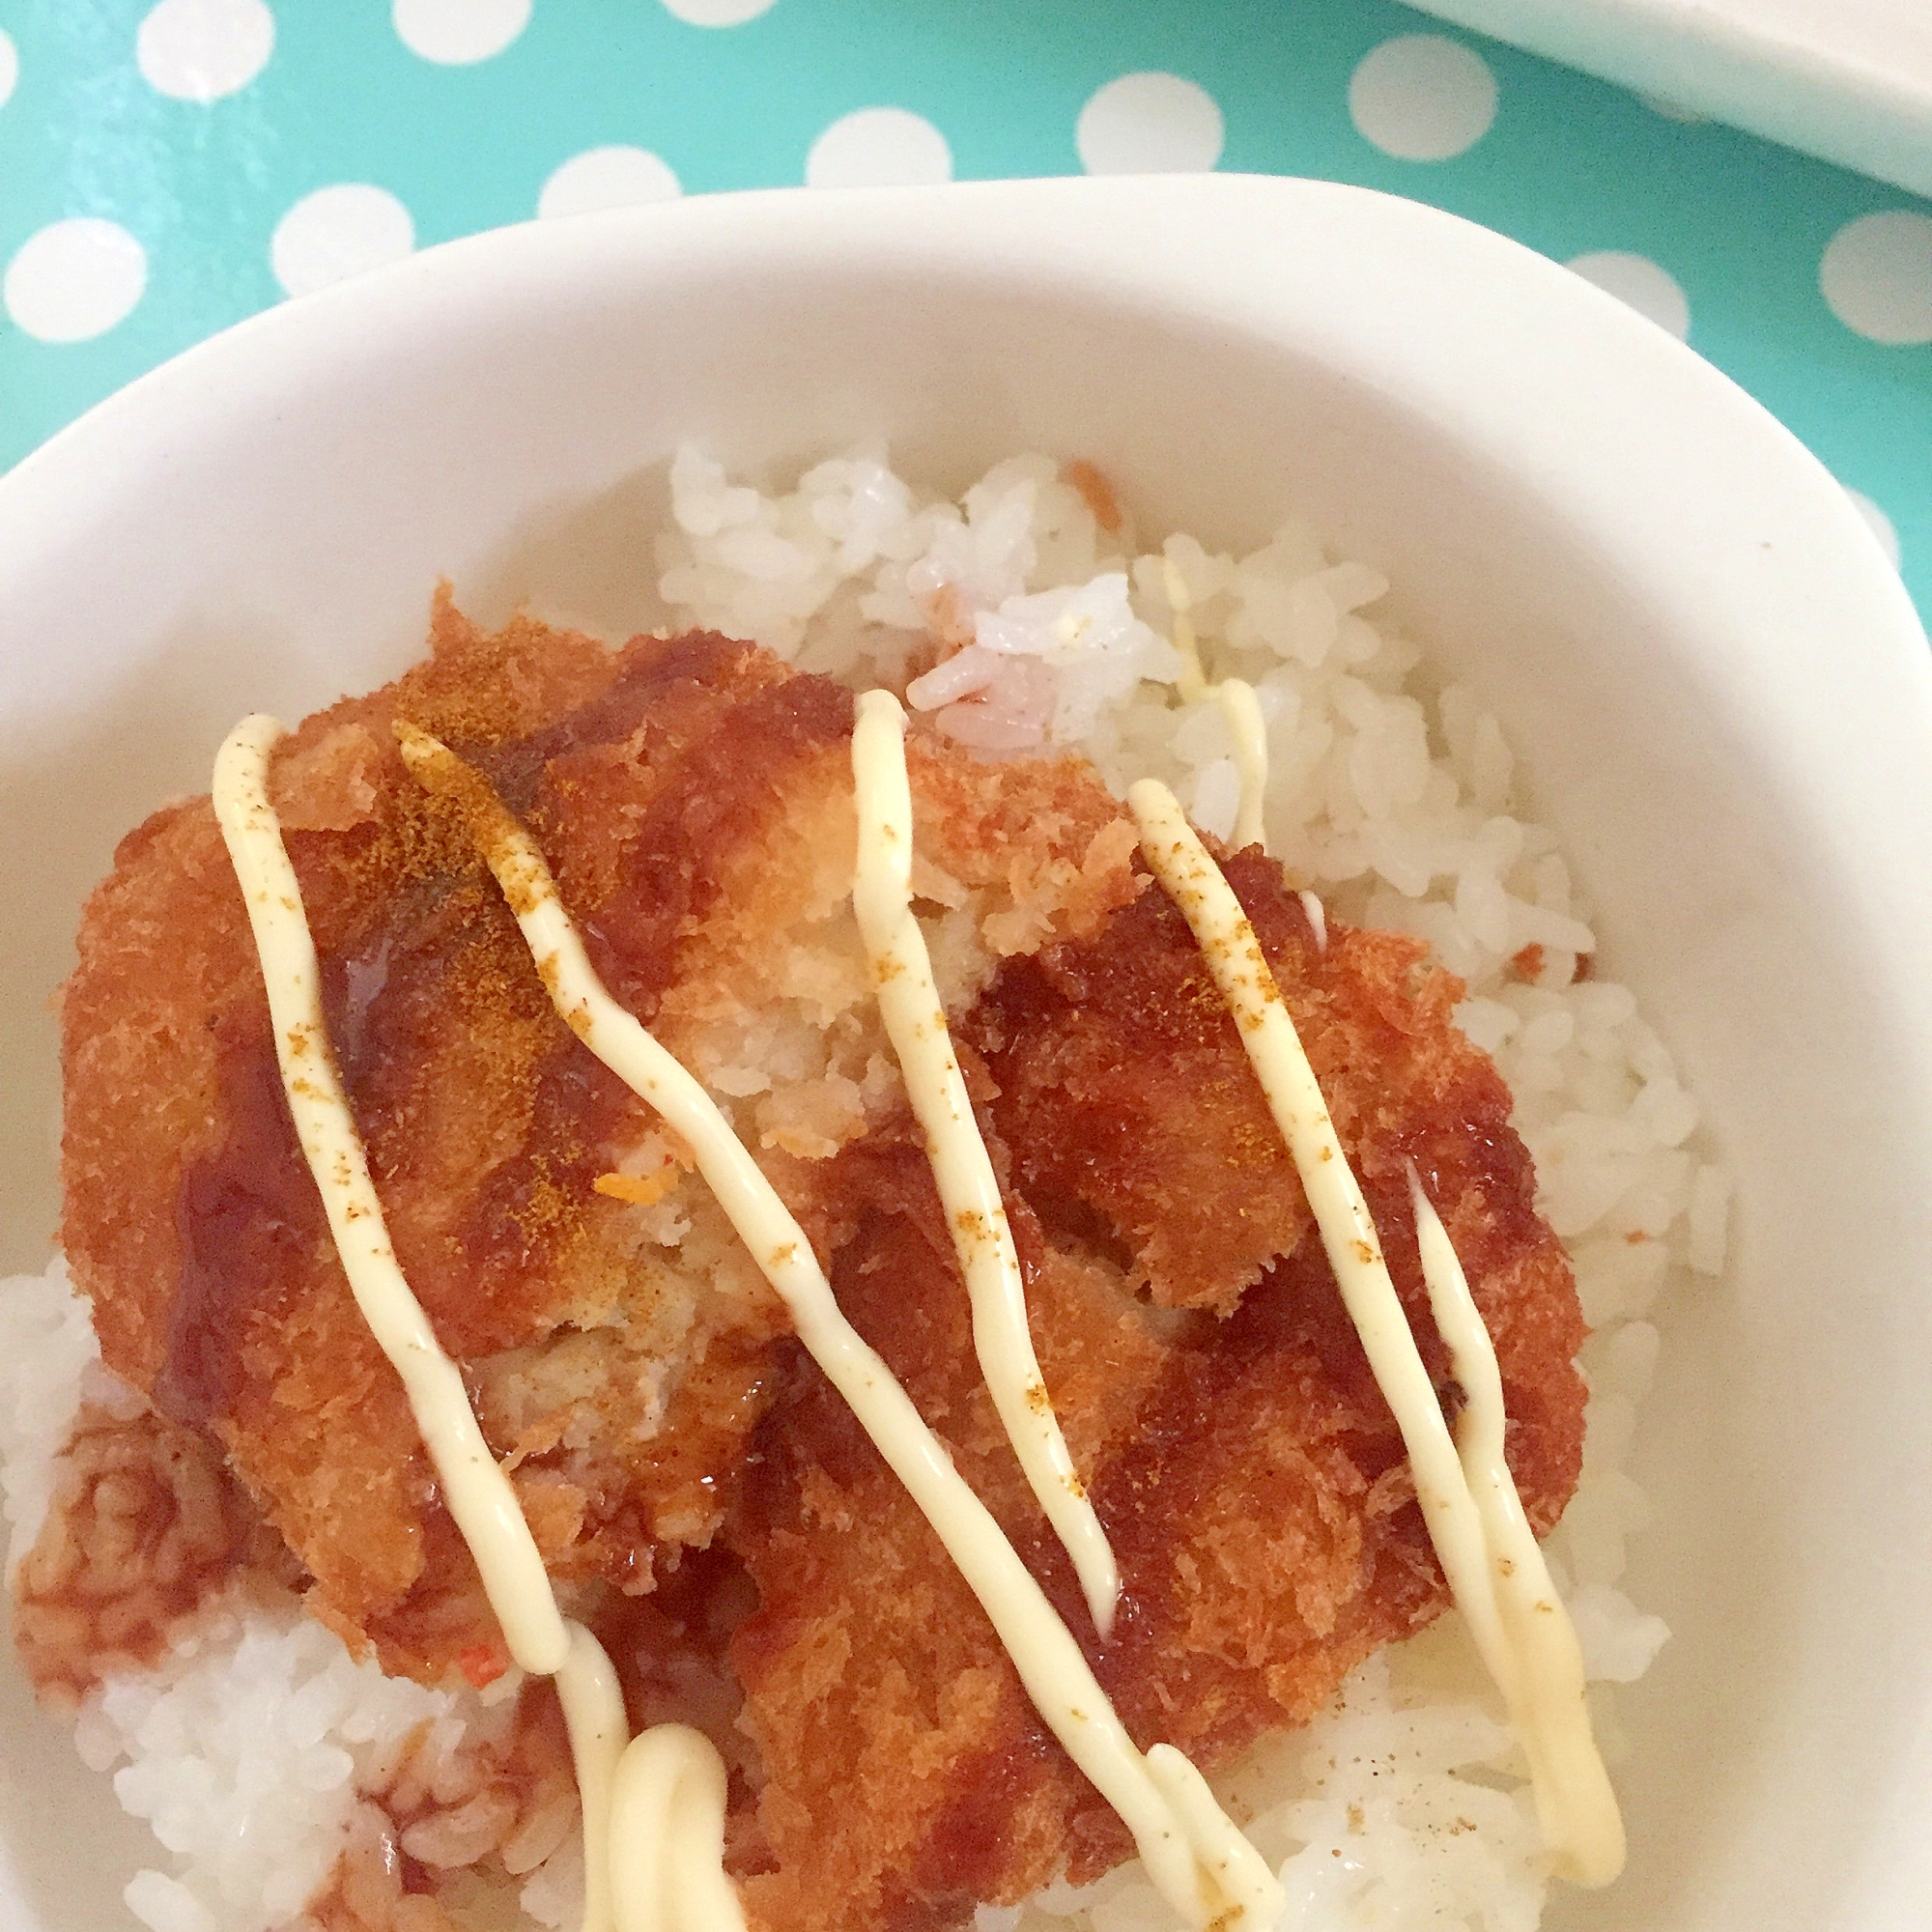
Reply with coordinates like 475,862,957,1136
60,601,1140,1672
726,866,1584,1932
59,608,1585,1930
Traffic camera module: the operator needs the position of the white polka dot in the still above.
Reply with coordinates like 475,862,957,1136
1845,488,1902,570
0,31,17,109
4,218,147,342
805,108,952,190
658,0,778,24
1567,251,1690,340
1820,210,1932,345
1349,34,1497,161
392,0,529,65
538,147,682,218
136,0,273,102
1076,71,1224,175
270,184,414,299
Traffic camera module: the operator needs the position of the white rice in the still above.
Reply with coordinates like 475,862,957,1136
0,1277,579,1932
82,1606,486,1932
0,1257,122,1581
2,445,1725,1932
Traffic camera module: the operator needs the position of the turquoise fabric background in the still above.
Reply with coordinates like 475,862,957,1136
1,0,1927,617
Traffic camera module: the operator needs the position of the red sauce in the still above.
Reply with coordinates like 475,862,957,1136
14,1402,298,1707
163,1015,320,1427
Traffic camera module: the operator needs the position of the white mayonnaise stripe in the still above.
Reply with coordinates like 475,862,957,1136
1165,560,1210,708
1297,890,1327,954
1408,1169,1624,1886
397,724,1285,1932
609,1727,745,1932
216,715,737,1932
1218,678,1268,854
556,1625,637,1932
1125,779,1623,1889
212,716,572,1681
850,690,1121,1637
1162,560,1268,854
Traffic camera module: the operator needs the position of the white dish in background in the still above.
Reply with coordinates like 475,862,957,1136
1408,0,1932,198
0,175,1928,1932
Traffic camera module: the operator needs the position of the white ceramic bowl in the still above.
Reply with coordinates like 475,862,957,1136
1,175,1927,1932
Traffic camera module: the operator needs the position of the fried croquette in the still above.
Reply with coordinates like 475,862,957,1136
55,601,1585,1932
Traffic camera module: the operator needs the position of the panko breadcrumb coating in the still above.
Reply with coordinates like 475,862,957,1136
53,600,1585,1932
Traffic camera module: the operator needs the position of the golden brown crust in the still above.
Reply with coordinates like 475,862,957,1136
54,607,1586,1932
61,608,813,1642
726,865,1584,1929
56,608,1155,1666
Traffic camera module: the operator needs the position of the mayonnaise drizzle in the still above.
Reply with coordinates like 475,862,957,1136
555,1624,632,1932
1161,565,1334,964
1408,1168,1625,1885
212,715,645,1932
1125,778,1624,1887
396,721,1286,1932
851,688,1120,1636
1297,890,1327,954
212,718,572,1680
609,1727,743,1932
1165,560,1267,852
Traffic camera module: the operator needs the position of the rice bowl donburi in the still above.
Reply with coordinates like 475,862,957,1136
1,446,1716,1932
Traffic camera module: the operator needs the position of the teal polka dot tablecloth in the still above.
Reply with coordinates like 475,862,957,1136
2,0,1928,618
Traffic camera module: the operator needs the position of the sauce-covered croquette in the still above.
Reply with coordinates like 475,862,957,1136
52,602,1585,1932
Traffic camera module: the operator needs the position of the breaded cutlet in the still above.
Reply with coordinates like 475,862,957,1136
56,601,1585,1930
